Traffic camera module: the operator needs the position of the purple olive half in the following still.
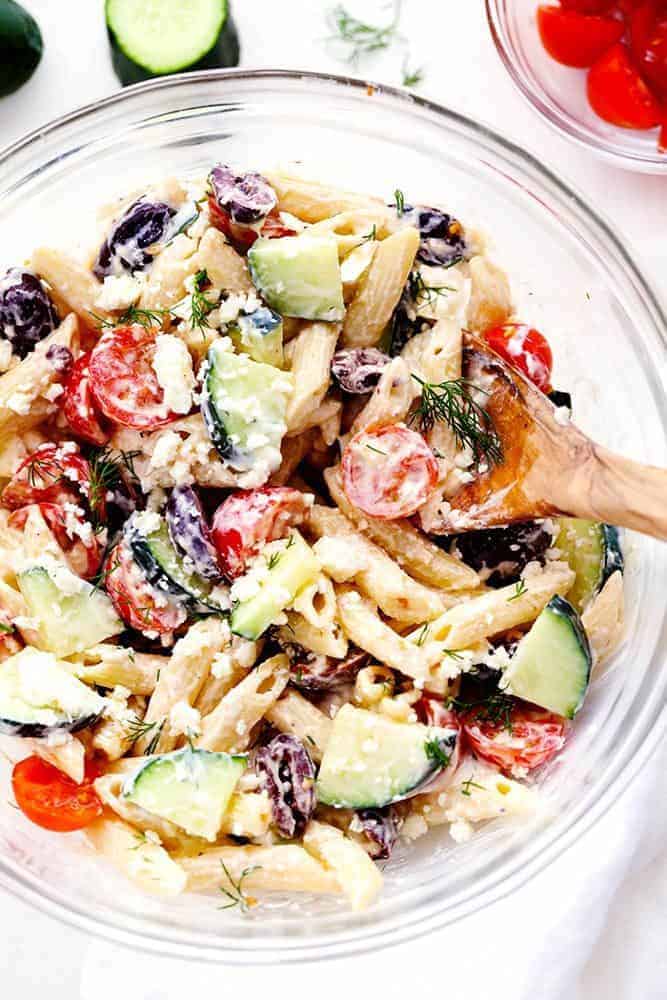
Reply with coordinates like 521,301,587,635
397,203,468,268
93,198,175,280
279,641,368,693
356,807,401,860
331,348,390,394
166,485,223,581
209,164,277,226
254,733,316,839
0,268,59,359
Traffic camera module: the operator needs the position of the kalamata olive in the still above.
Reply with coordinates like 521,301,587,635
0,268,59,358
93,198,175,280
166,485,223,581
331,348,390,394
45,343,73,373
451,521,554,587
278,640,368,692
398,203,468,268
209,164,277,226
254,733,316,838
356,807,401,860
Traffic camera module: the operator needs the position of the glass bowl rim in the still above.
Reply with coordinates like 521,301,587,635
0,67,666,964
485,0,667,173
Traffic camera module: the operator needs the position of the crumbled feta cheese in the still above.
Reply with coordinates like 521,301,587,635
168,700,201,737
0,340,13,372
152,334,195,415
95,274,144,311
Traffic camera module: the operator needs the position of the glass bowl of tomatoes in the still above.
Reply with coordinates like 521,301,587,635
0,69,666,963
487,0,667,171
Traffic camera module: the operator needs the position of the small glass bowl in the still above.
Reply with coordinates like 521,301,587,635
486,0,667,173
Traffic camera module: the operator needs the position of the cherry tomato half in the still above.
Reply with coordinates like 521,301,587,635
342,423,438,520
483,323,553,393
463,703,566,774
631,1,667,99
8,503,101,579
211,486,310,580
1,443,91,510
88,325,177,432
12,756,103,832
587,42,663,128
61,351,110,447
538,6,625,67
104,540,187,636
560,0,616,12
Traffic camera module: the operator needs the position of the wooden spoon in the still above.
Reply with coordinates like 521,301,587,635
425,332,667,540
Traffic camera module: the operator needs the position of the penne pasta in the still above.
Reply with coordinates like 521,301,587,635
303,820,383,911
266,690,333,763
196,655,290,752
195,226,253,293
181,843,341,896
86,816,187,896
286,322,340,431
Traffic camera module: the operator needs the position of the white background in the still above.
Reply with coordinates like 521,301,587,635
1,2,666,997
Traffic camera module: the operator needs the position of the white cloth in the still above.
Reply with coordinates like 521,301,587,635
0,2,665,998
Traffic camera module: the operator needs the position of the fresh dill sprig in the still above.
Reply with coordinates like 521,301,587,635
424,738,451,768
24,450,63,489
0,623,13,634
410,374,503,469
89,305,170,330
394,188,406,216
415,623,430,647
447,691,515,733
87,446,140,526
402,58,424,88
267,551,282,571
460,777,485,797
190,269,218,334
357,224,377,246
327,2,402,64
507,580,528,602
218,861,261,912
408,270,456,309
442,648,464,661
124,715,164,753
365,443,388,456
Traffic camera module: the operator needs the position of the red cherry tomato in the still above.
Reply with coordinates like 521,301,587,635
12,756,103,832
560,0,615,12
538,6,625,67
61,351,110,447
8,503,101,579
342,424,438,520
484,323,553,392
587,42,663,127
104,540,187,636
208,196,297,251
88,325,177,431
631,1,667,99
211,487,310,580
1,443,91,510
660,114,667,150
416,697,461,731
463,703,566,774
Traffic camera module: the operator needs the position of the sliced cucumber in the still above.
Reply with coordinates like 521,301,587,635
127,512,225,611
501,595,592,719
230,531,320,641
106,0,239,86
555,519,623,613
229,307,284,367
0,648,105,738
0,0,43,98
18,563,122,658
316,704,458,809
248,235,345,321
122,747,245,841
202,342,291,473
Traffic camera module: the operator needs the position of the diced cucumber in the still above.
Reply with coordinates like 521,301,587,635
18,563,122,658
555,519,623,613
248,235,345,321
202,342,291,473
122,747,245,841
127,513,225,611
0,648,105,738
0,0,43,98
230,531,320,640
106,0,239,86
316,704,458,809
229,306,284,367
501,595,592,719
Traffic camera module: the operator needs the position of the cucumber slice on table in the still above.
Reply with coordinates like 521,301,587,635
501,595,592,719
248,236,345,321
17,563,122,658
0,648,105,738
316,704,459,809
106,0,240,86
0,0,43,97
122,747,245,841
555,519,623,613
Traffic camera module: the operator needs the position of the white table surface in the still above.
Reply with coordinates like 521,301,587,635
1,2,666,997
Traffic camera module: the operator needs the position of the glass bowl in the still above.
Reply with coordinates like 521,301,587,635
486,0,667,173
0,69,666,964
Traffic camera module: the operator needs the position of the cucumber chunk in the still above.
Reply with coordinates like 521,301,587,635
18,563,122,658
229,307,284,367
122,747,245,841
501,595,592,719
316,704,458,809
0,0,43,98
248,236,345,321
202,342,292,473
230,531,320,640
0,648,105,738
106,0,240,85
555,519,623,613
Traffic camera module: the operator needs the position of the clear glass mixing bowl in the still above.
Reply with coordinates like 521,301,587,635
0,69,666,964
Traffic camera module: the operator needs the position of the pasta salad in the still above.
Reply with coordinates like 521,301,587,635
0,165,625,912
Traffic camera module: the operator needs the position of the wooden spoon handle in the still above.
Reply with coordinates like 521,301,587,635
547,443,667,541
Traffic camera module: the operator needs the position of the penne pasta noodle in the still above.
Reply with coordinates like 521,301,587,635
196,655,289,752
347,357,419,437
181,843,341,896
30,249,108,325
286,322,340,431
195,226,253,293
582,570,624,670
65,645,164,696
263,170,389,223
303,820,383,911
266,690,333,763
86,816,187,896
